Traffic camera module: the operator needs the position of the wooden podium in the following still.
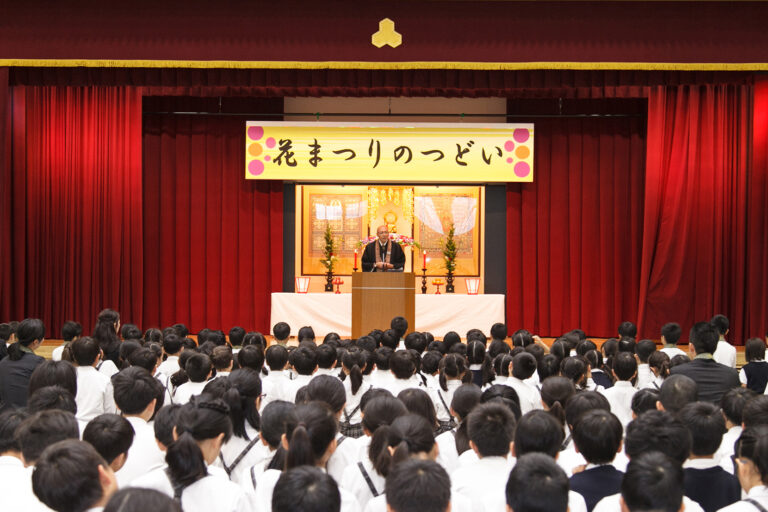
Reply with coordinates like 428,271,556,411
351,272,415,338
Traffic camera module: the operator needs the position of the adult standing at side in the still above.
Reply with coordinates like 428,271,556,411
0,318,46,412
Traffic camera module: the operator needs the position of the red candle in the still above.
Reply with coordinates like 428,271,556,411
354,249,358,269
422,250,427,269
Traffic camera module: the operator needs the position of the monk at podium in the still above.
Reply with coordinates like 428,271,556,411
361,225,406,272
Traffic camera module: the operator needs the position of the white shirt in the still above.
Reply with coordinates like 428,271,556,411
253,468,360,512
384,375,426,398
636,364,654,389
718,485,768,512
661,346,688,359
717,425,743,474
0,455,54,512
97,359,119,379
594,492,705,512
342,377,371,425
349,434,372,464
557,444,587,476
599,381,637,428
328,431,360,482
260,371,295,411
507,376,542,415
340,457,386,510
214,423,271,484
51,344,67,361
451,455,514,511
714,340,737,368
173,380,209,405
156,355,180,378
116,416,166,487
435,429,459,471
369,369,396,390
238,446,277,493
75,366,117,424
314,368,341,379
129,464,253,512
434,380,461,422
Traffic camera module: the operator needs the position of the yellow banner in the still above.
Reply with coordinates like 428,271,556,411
245,122,534,183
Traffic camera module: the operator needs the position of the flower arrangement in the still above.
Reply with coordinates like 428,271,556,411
357,234,422,250
442,223,457,274
320,223,338,273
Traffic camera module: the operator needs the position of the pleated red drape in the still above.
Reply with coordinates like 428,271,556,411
142,115,283,333
3,86,144,335
506,115,646,337
638,85,750,343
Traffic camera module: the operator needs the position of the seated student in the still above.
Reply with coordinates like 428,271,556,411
507,453,569,512
104,487,181,512
349,393,408,468
390,317,408,351
658,373,699,413
52,321,82,362
272,322,291,347
560,392,612,476
740,338,768,393
129,395,252,512
260,345,294,411
584,350,613,390
635,339,657,389
644,350,670,390
0,410,51,512
32,440,117,511
660,322,686,359
111,367,166,486
630,388,660,420
540,376,576,437
67,336,118,425
560,356,596,392
433,354,469,432
287,345,319,399
619,451,685,512
451,402,516,510
719,425,768,511
82,414,135,472
27,385,78,415
385,460,451,512
467,341,493,388
339,348,372,438
599,352,637,428
127,346,173,406
717,387,755,474
506,352,542,415
211,346,234,379
712,314,737,368
678,401,740,512
15,410,80,470
28,360,78,399
156,334,182,378
435,383,482,471
237,345,267,375
385,350,427,396
315,344,339,378
240,400,295,488
569,410,624,512
273,466,341,512
173,353,214,405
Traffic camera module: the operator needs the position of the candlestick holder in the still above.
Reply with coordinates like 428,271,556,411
432,278,444,294
332,277,344,294
353,266,358,272
421,268,427,294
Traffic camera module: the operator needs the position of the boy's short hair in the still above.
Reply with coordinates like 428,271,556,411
27,385,77,414
32,439,112,512
631,388,660,416
0,410,29,454
625,410,691,464
127,348,159,373
621,451,684,512
678,401,726,456
721,387,756,425
104,488,181,512
15,410,80,464
112,367,163,415
564,391,610,428
386,459,450,512
71,336,101,366
211,346,233,371
162,333,182,355
61,321,82,342
612,352,638,381
272,322,291,341
710,314,730,336
636,339,657,363
265,344,289,371
661,322,682,344
82,414,135,464
743,395,768,428
467,402,516,457
659,374,698,413
272,466,340,512
153,405,183,449
185,353,213,382
506,453,569,512
572,410,623,464
514,410,564,458
315,344,337,370
289,346,318,375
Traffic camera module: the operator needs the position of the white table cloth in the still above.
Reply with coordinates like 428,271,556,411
270,293,505,337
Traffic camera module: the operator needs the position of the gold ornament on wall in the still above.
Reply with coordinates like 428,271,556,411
372,18,402,49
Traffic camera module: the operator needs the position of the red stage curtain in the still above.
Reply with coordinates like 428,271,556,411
142,114,283,334
3,86,144,335
0,68,10,311
506,113,646,337
638,85,750,342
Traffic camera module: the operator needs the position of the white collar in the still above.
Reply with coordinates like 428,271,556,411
684,457,721,469
747,485,768,498
585,462,615,471
613,380,635,388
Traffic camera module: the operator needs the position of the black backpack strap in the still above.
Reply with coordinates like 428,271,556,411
745,499,768,512
437,390,452,417
219,436,261,477
358,462,380,497
337,435,347,447
344,402,362,424
250,465,258,490
164,467,185,501
652,381,660,390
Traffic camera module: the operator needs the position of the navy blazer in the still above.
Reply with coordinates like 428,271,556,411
570,465,624,512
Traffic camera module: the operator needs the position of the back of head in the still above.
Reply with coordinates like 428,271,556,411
514,410,564,458
442,331,461,351
390,316,408,339
537,354,561,381
621,451,684,512
746,338,767,362
306,375,346,414
397,388,438,428
185,353,213,382
573,410,623,464
631,389,660,417
678,401,726,456
261,400,296,449
512,352,537,380
742,395,768,428
0,410,29,455
404,332,427,353
27,386,77,415
204,368,262,438
243,331,267,348
386,459,450,512
356,335,377,353
298,326,316,343
510,329,533,348
710,314,730,337
113,366,163,415
61,321,82,342
105,488,181,512
266,344,289,371
613,352,638,381
121,323,142,341
466,329,487,346
316,344,337,370
273,322,291,342
480,384,522,421
721,387,756,426
389,350,416,380
285,402,338,469
29,360,77,397
153,405,183,449
421,350,442,375
273,466,340,512
625,410,691,464
506,453,569,512
690,321,719,355
362,395,408,434
540,376,575,426
636,339,657,363
290,345,318,376
564,391,610,428
144,328,163,345
467,402,516,457
560,356,589,387
576,339,597,356
228,326,246,347
211,345,233,371
32,439,113,512
371,414,436,477
488,339,510,360
659,374,698,413
70,336,101,366
82,413,136,465
490,323,507,341
381,329,399,349
450,383,483,419
237,344,266,373
618,321,638,340
15,410,80,465
661,322,682,345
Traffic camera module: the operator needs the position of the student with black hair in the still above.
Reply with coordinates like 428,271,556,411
660,322,686,358
240,400,295,489
434,383,481,471
260,345,294,410
390,317,408,349
68,336,118,426
678,401,740,511
618,321,637,341
434,354,469,431
617,452,685,512
505,352,541,415
287,345,319,399
52,321,82,361
630,388,660,419
569,410,624,512
559,391,613,476
712,313,737,368
537,354,561,383
386,350,424,396
15,409,80,468
584,350,613,389
129,395,252,511
338,348,371,437
716,387,756,474
237,344,267,376
635,339,657,389
466,340,493,388
32,439,118,512
398,388,439,434
83,413,135,472
204,369,268,484
315,344,339,378
273,466,341,512
385,460,451,512
599,351,637,428
540,376,576,432
112,366,166,486
349,394,408,469
272,322,291,346
210,346,234,379
27,385,78,415
658,373,699,413
174,353,214,404
742,395,768,428
514,410,564,459
740,338,768,393
718,426,768,511
507,453,570,512
643,350,670,391
28,359,77,398
157,333,183,378
0,318,46,411
420,350,442,391
105,488,181,512
370,347,395,389
0,409,51,511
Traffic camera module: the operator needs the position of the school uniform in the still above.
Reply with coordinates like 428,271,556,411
154,370,175,406
684,458,742,512
362,488,474,512
642,375,664,391
115,416,166,487
288,373,314,401
557,443,587,477
434,379,461,425
570,464,624,512
740,361,768,394
590,369,613,389
451,455,514,511
717,425,743,475
349,433,372,464
327,431,359,483
661,345,688,359
0,455,54,512
129,464,254,512
75,365,117,424
435,428,459,471
51,344,67,361
97,359,119,378
456,446,479,468
714,340,737,368
507,375,542,415
214,423,271,484
314,368,341,379
340,457,386,510
156,355,180,378
369,368,396,390
239,448,276,493
636,364,654,389
387,374,427,397
173,380,209,405
252,467,360,512
260,371,295,411
469,364,484,388
593,493,705,512
718,485,768,512
341,378,370,438
599,380,636,428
